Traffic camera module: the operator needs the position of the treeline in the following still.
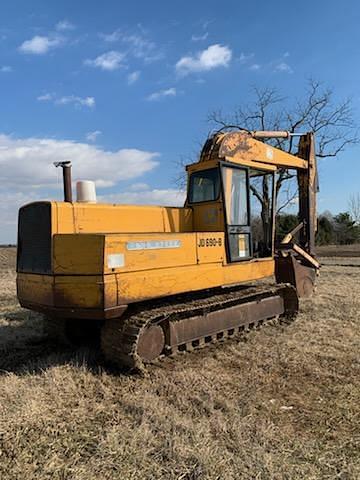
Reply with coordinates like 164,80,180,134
277,212,360,246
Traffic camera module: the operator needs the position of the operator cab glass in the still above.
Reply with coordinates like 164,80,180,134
221,165,252,261
188,168,220,203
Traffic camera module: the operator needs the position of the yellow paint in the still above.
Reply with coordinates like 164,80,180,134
218,132,308,169
59,230,224,274
17,273,54,306
196,233,224,264
104,275,118,309
186,131,308,174
116,259,274,303
54,275,104,308
192,202,224,232
187,158,275,174
105,233,197,273
52,203,192,235
163,207,192,232
227,158,277,171
54,234,104,274
186,159,219,173
17,272,118,311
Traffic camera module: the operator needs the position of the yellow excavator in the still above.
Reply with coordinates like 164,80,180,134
16,130,320,369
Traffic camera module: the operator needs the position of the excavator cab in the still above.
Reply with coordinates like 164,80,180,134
187,163,275,263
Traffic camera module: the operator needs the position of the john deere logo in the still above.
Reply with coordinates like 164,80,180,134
127,240,181,251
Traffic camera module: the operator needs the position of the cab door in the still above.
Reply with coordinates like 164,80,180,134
220,163,252,262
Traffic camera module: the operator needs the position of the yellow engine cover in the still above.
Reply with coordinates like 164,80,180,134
17,201,274,318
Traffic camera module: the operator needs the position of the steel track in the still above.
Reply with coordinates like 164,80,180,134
101,283,298,371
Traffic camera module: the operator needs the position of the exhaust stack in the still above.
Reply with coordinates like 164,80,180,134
54,161,73,202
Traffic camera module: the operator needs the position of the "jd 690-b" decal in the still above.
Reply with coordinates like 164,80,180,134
197,237,222,247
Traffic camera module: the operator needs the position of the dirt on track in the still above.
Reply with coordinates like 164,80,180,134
0,247,359,480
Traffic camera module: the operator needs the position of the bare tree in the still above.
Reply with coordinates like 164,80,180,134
349,193,360,224
208,79,359,242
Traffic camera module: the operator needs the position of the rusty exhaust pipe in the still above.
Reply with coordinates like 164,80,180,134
54,161,73,202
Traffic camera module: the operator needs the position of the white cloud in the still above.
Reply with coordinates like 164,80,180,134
274,62,293,74
56,95,95,108
100,188,185,207
19,35,62,54
56,20,75,31
0,134,159,189
249,63,261,71
191,32,208,42
84,50,125,71
37,93,95,108
37,93,53,101
176,44,232,76
0,136,161,243
0,190,43,230
239,52,254,63
99,29,162,63
127,70,140,85
147,87,177,101
100,29,122,42
201,19,214,30
124,34,155,58
0,66,12,73
127,182,150,191
86,130,102,142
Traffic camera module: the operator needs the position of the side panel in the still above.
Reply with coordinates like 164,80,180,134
53,233,199,275
192,202,224,232
17,273,54,306
163,207,193,232
105,233,197,273
196,232,224,264
54,275,108,308
53,234,104,274
17,273,118,313
54,203,193,235
116,259,274,303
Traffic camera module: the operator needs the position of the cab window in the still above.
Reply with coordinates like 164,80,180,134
188,168,220,203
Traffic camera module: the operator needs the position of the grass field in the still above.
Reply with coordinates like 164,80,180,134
0,247,359,479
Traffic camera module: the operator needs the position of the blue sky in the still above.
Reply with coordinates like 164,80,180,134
0,0,359,242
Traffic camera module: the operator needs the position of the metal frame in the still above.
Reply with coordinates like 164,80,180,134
219,161,253,263
248,169,276,259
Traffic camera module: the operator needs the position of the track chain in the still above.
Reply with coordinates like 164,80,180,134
101,283,296,371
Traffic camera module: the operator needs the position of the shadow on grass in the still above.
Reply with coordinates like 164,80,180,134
0,307,111,376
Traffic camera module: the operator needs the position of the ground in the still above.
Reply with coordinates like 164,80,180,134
0,247,359,480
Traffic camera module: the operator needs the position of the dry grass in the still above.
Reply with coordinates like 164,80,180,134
316,243,360,257
0,247,359,479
